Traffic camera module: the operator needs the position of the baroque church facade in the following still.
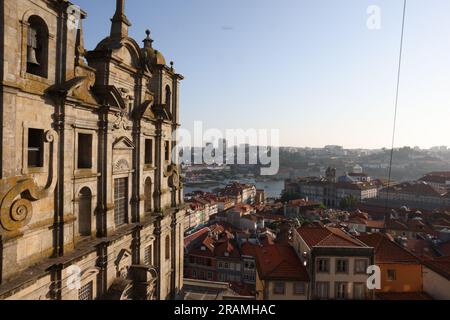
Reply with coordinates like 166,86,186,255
0,0,185,300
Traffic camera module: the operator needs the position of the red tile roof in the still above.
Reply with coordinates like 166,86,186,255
437,240,450,257
357,233,419,264
184,227,210,247
375,292,432,300
240,242,258,257
297,225,367,248
366,220,386,229
419,172,450,184
254,244,309,281
288,199,321,207
422,256,450,280
215,240,241,259
406,239,439,258
382,181,444,197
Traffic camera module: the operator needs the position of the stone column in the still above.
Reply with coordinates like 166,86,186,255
154,123,163,213
154,223,162,300
96,243,108,298
170,215,177,299
97,108,109,237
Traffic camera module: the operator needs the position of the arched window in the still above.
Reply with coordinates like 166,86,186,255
165,85,171,115
26,16,49,78
79,187,92,237
144,177,152,213
165,235,170,260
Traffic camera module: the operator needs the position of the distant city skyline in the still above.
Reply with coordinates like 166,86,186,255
76,0,450,149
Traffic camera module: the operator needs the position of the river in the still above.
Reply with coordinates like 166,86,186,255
184,179,285,198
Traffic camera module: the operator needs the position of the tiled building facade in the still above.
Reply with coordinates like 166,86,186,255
0,0,185,300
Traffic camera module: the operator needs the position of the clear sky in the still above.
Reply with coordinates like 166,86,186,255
75,0,450,149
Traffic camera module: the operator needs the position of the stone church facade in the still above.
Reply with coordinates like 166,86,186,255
0,0,185,300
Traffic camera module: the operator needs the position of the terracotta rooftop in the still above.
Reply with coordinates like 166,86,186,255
288,199,321,207
422,256,450,280
240,242,258,257
436,240,450,257
296,225,368,248
357,233,419,264
375,292,432,300
184,227,210,247
419,172,450,184
254,244,309,281
405,239,439,258
366,220,386,229
381,181,444,197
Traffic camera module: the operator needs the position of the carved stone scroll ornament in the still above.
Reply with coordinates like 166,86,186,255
0,130,58,232
164,164,180,190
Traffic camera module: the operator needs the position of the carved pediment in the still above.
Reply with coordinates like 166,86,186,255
140,98,155,121
113,136,135,150
92,85,127,111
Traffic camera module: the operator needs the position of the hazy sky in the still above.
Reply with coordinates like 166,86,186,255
75,0,450,149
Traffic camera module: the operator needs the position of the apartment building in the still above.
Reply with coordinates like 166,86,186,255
292,225,374,300
285,176,378,208
255,244,310,300
357,233,424,296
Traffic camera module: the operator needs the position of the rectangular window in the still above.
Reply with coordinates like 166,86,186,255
77,133,93,169
294,282,306,295
165,141,170,161
207,272,213,280
28,128,44,168
144,245,153,265
387,269,396,281
355,259,368,274
317,258,330,273
78,281,93,300
144,139,153,165
316,282,329,300
336,259,349,273
273,282,285,295
353,283,366,300
114,178,128,226
335,282,348,300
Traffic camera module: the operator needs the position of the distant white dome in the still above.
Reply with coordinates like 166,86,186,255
353,164,363,174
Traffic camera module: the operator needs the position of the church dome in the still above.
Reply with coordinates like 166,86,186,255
142,30,166,66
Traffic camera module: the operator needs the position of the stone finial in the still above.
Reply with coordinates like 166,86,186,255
143,29,154,48
110,0,131,39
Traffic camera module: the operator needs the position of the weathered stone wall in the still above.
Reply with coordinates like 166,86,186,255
0,0,185,300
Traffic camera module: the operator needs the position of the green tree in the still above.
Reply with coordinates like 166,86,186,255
280,190,301,202
339,194,359,210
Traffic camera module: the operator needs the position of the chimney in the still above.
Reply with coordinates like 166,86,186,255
110,0,131,39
